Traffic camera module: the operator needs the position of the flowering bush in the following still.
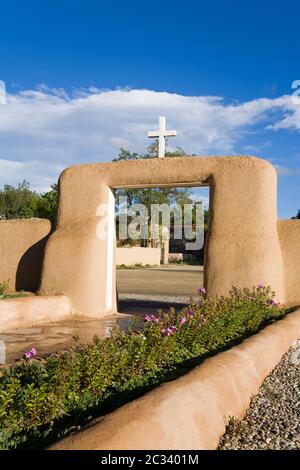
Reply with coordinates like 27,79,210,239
23,348,37,360
0,285,283,449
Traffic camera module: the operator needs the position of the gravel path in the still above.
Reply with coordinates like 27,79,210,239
219,340,300,450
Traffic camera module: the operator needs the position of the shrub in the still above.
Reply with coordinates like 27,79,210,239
0,285,283,449
0,282,28,300
0,282,8,296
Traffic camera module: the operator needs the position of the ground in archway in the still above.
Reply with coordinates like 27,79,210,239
117,264,203,315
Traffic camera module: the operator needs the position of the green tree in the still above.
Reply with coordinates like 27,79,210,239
0,181,58,225
292,209,300,219
0,180,39,219
114,141,192,210
34,184,58,224
113,143,208,246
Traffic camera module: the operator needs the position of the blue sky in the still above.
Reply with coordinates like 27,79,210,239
0,0,299,217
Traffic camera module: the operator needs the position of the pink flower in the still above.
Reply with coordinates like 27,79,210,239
257,283,264,289
144,314,159,323
161,325,177,336
23,347,37,359
180,317,187,325
187,309,194,317
198,287,206,295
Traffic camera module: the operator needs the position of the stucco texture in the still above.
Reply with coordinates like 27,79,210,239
40,156,286,316
278,219,300,305
0,219,51,292
116,247,161,266
0,295,71,330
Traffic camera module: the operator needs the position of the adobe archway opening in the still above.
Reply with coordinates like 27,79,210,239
113,182,210,315
40,156,285,318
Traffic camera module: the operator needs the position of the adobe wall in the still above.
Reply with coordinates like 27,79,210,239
0,219,51,292
40,156,285,316
278,220,300,305
116,247,161,266
0,295,70,331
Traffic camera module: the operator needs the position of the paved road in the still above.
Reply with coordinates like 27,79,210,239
117,265,204,315
117,264,203,300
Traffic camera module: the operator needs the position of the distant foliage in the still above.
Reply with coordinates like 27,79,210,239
113,143,193,211
113,143,209,246
0,181,58,224
292,209,300,219
0,285,283,449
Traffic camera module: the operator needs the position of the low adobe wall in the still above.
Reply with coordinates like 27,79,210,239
51,308,300,450
116,247,161,266
0,219,51,292
278,220,300,305
0,295,71,331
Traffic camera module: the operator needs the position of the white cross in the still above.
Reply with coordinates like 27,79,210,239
148,116,177,158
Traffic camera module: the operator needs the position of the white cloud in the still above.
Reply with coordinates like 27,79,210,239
275,165,300,176
0,158,63,192
268,100,300,131
0,158,24,173
0,87,299,191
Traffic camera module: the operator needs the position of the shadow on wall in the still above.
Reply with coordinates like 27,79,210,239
16,235,49,292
